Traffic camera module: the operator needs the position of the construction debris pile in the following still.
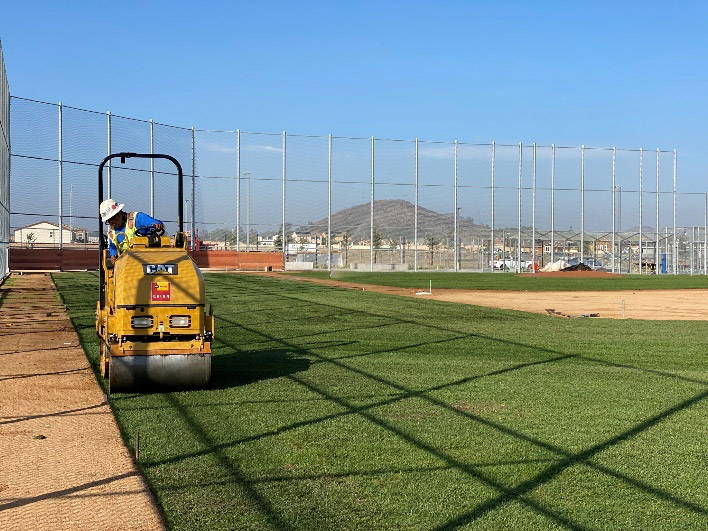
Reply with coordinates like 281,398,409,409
561,263,594,272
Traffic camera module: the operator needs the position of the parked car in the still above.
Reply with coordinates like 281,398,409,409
493,257,534,270
567,257,603,268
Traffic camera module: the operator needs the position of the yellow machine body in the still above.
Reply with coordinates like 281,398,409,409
96,234,214,392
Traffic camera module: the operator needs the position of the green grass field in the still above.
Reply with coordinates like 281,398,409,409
291,270,708,291
53,272,708,530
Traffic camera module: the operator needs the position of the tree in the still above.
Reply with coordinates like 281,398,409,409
426,235,438,267
372,228,383,263
274,224,293,253
341,231,352,265
26,232,36,248
388,237,400,264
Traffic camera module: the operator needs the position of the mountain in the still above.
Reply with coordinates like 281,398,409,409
295,200,488,242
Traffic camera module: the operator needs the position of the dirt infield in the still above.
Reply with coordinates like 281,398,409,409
0,274,164,530
281,274,708,320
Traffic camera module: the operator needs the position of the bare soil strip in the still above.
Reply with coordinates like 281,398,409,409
0,273,164,531
279,274,708,320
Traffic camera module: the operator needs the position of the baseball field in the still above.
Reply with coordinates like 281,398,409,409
52,271,708,530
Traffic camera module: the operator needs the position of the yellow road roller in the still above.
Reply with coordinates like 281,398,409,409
95,152,214,392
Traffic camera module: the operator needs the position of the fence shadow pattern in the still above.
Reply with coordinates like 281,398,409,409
94,274,708,529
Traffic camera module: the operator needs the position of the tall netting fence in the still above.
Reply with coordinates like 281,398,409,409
0,41,9,279
9,95,701,274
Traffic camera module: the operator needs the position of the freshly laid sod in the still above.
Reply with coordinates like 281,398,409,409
291,270,708,291
54,272,707,530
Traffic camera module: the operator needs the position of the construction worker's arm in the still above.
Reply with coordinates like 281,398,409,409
134,212,164,234
108,239,119,264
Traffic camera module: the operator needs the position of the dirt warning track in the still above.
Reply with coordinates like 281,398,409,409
0,273,164,531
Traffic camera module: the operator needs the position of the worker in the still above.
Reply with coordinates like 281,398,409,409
99,199,164,263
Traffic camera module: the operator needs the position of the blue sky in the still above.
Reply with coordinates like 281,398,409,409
1,0,706,193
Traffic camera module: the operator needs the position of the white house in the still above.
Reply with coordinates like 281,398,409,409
14,222,86,246
257,235,275,248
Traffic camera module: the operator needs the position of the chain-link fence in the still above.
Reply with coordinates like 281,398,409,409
0,42,9,279
9,95,707,274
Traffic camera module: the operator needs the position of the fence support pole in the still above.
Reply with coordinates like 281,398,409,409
414,138,418,272
611,147,616,273
282,131,286,268
704,193,707,275
236,129,240,252
150,119,154,217
191,127,195,248
370,135,374,272
655,148,660,274
491,142,495,272
328,134,332,271
639,148,643,274
107,111,111,199
580,145,585,264
532,142,536,272
58,102,63,250
517,142,522,273
454,140,458,272
691,226,695,275
673,149,677,274
551,144,555,265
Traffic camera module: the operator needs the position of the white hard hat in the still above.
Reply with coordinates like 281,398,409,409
99,198,125,223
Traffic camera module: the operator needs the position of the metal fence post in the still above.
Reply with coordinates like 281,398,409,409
580,145,585,264
245,171,250,249
491,141,495,272
58,102,63,250
655,148,659,274
517,142,522,273
236,129,240,252
107,111,111,199
282,131,287,267
551,144,555,265
691,226,695,275
612,146,617,273
414,138,418,272
532,142,536,271
370,135,374,272
328,134,332,271
150,119,154,217
191,127,195,247
639,148,643,274
673,149,677,274
703,193,708,275
454,139,458,272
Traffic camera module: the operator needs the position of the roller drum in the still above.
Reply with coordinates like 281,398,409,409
109,354,211,392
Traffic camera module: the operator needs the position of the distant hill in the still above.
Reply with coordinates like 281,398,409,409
295,199,488,242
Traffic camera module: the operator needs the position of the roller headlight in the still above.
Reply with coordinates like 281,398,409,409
170,315,191,328
131,316,154,328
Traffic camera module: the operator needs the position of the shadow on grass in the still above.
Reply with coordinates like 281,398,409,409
207,275,708,526
54,273,708,528
209,347,311,389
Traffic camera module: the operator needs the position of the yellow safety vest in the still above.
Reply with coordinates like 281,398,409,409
110,212,137,255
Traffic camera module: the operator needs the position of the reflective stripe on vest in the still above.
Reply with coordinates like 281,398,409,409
110,212,137,254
